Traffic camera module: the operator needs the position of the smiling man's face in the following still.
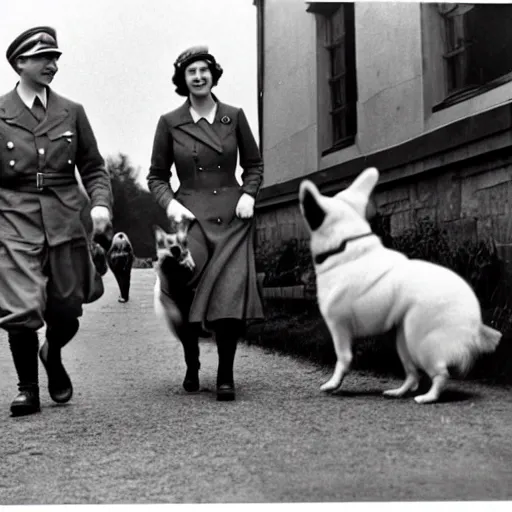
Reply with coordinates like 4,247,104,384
16,53,60,88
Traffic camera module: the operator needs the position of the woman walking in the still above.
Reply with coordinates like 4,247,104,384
147,46,264,401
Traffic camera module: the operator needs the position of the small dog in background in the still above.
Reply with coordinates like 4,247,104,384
153,219,196,343
107,232,134,303
299,167,502,404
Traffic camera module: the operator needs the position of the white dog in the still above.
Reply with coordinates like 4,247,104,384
299,167,502,404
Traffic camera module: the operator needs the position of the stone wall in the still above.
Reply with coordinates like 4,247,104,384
255,153,512,267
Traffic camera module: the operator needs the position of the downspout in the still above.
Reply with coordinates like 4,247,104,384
254,0,264,154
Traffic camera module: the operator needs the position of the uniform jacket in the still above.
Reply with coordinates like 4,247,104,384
0,87,112,247
147,99,264,326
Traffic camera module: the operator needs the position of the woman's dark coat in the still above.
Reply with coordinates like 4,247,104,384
147,100,264,327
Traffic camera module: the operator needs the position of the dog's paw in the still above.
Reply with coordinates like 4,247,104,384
182,251,196,271
320,380,340,392
383,389,406,398
414,394,438,404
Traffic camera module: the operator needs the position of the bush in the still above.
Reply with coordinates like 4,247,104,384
255,238,315,289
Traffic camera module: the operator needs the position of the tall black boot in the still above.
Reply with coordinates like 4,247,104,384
39,318,78,404
214,320,243,402
180,325,200,392
8,329,41,417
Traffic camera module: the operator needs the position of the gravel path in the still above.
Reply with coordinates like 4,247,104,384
1,269,511,504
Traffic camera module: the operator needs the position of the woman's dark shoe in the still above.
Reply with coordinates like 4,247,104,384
183,367,200,392
39,341,73,404
10,386,41,417
216,383,235,401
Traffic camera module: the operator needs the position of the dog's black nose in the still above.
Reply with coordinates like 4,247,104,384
170,246,182,259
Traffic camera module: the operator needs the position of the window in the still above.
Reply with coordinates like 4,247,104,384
308,2,357,153
435,3,512,109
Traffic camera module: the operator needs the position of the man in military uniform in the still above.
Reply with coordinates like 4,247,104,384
0,26,113,417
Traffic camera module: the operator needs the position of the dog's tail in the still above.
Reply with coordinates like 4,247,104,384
453,324,502,377
478,324,502,353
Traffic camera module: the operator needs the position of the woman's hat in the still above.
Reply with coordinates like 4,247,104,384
173,45,217,72
6,26,62,67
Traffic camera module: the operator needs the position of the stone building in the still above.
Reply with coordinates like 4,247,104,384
253,1,512,269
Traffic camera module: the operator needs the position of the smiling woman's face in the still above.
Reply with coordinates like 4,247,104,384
184,59,213,98
17,53,60,88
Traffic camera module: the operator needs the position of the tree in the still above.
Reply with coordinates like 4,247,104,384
107,153,167,259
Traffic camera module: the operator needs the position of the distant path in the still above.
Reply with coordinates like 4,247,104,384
0,270,511,504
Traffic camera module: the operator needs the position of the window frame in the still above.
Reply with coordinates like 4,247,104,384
433,3,512,112
308,2,357,155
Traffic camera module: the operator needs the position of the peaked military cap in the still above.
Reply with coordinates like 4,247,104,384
6,26,62,68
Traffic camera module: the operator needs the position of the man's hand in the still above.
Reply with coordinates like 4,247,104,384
91,205,113,252
166,199,195,221
235,193,255,219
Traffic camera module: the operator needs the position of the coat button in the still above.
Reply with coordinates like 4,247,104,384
9,160,15,167
198,167,203,171
38,148,45,155
6,141,14,149
216,218,222,224
68,160,72,164
213,190,217,195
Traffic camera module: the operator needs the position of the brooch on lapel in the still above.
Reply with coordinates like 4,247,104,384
220,116,231,125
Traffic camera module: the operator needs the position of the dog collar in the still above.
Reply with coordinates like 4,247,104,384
314,233,375,265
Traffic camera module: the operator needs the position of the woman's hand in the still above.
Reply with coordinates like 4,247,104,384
235,193,255,219
166,199,195,221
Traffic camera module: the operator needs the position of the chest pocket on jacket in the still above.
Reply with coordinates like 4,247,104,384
47,127,77,170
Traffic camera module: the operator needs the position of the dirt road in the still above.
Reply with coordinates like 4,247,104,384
0,270,511,504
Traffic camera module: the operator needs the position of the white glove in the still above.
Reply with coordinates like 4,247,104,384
166,199,195,221
235,193,255,219
91,205,113,251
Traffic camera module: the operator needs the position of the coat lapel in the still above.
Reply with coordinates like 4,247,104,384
34,89,69,136
0,88,39,133
0,87,70,135
174,101,224,154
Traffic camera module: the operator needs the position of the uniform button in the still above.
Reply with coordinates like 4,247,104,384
217,165,221,169
198,167,203,171
38,148,45,155
9,160,15,167
216,218,222,224
6,141,14,149
68,160,72,164
213,190,217,195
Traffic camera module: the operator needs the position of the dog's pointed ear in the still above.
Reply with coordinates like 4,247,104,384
299,180,326,231
347,167,379,199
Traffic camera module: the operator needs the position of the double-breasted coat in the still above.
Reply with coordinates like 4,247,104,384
147,100,264,328
0,87,112,331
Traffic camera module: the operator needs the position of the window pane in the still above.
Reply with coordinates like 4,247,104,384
330,44,346,76
331,7,345,42
443,4,512,92
330,78,347,108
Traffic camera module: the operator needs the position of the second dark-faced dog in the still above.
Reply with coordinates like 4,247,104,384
107,232,134,303
153,221,196,342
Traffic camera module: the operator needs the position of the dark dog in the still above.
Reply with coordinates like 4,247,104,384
107,232,134,303
153,220,196,342
90,241,108,276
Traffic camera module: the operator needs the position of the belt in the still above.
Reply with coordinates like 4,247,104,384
0,172,77,193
